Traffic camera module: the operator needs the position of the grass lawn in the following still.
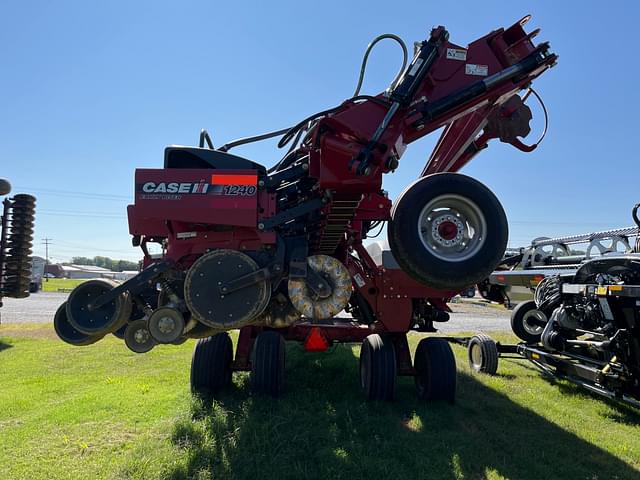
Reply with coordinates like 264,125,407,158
41,278,87,293
0,325,639,480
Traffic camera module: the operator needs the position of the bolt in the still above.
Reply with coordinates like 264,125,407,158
258,223,265,230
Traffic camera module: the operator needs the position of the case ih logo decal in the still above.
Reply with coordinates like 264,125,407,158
138,175,257,200
142,182,210,194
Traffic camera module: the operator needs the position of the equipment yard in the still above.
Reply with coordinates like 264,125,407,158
3,3,640,479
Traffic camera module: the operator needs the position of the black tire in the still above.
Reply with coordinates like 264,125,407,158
388,173,508,290
467,334,499,375
0,178,11,196
414,337,456,403
29,282,40,293
250,331,285,397
190,332,233,397
66,279,132,336
54,302,103,346
123,319,156,353
511,300,546,343
359,334,397,401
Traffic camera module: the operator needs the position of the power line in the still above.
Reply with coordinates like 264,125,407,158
15,186,129,201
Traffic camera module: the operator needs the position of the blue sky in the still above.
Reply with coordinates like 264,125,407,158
2,1,638,262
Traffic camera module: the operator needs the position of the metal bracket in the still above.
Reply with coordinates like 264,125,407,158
260,197,325,230
89,261,172,310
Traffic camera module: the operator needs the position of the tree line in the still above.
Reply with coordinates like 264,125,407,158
65,256,138,272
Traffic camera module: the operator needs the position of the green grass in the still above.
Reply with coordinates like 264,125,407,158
0,325,639,480
41,278,87,292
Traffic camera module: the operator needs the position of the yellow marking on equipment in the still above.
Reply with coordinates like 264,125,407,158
608,285,623,292
531,353,540,359
596,286,607,295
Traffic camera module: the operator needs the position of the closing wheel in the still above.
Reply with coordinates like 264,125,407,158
54,302,104,346
467,334,499,375
66,279,132,336
148,307,185,344
190,332,233,397
388,173,508,290
511,300,547,343
250,331,285,397
414,337,456,403
124,319,156,353
359,334,396,401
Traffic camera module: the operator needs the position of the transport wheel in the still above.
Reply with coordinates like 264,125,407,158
190,332,233,397
467,334,499,375
250,331,285,397
124,319,156,353
414,337,456,403
511,300,547,343
53,302,103,346
359,334,396,400
388,173,508,290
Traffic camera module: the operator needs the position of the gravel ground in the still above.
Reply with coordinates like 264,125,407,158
0,292,512,332
0,292,68,325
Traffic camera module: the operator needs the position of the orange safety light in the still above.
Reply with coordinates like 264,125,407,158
303,327,329,352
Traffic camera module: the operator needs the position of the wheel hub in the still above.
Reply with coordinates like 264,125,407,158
418,194,487,262
432,215,464,246
134,328,150,344
158,316,175,333
522,309,546,335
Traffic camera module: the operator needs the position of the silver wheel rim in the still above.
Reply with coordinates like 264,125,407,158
417,194,487,262
471,343,483,367
522,309,547,335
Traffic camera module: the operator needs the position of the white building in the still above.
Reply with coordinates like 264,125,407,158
60,265,117,280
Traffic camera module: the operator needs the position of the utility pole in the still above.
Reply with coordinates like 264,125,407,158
42,238,52,281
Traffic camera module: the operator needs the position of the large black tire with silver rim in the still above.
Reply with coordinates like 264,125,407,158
388,173,508,290
510,300,547,343
359,334,396,401
54,302,104,346
414,337,456,403
467,334,499,375
250,331,285,397
66,279,132,336
190,332,233,397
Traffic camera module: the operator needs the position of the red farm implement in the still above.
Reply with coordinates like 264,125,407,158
55,16,556,401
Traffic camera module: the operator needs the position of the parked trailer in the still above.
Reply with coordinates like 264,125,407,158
449,334,640,409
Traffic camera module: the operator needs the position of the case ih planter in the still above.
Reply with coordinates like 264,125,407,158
55,16,556,401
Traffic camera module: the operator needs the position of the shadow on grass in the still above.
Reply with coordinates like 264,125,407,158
164,345,638,480
0,341,13,353
555,379,640,426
